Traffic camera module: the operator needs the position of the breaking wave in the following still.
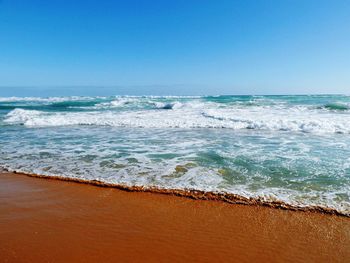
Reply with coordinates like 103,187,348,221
4,106,350,134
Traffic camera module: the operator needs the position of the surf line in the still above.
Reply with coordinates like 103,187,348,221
3,168,348,217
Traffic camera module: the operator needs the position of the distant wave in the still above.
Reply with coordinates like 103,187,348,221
321,103,349,111
0,95,202,102
1,95,349,111
0,96,98,102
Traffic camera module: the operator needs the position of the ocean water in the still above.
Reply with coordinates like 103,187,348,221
1,95,350,215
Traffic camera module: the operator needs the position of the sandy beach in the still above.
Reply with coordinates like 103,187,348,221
2,0,350,262
0,172,349,262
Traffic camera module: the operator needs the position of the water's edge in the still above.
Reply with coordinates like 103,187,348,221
2,168,347,217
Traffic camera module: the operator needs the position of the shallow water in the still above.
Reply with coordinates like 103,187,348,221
1,95,350,214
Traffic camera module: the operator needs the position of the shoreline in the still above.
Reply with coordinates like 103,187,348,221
1,171,350,262
4,168,348,217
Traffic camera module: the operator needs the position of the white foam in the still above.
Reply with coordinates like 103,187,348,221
4,105,350,134
153,101,183,109
93,98,139,108
1,123,349,215
1,162,349,215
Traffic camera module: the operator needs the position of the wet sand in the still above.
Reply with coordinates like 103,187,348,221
0,172,349,262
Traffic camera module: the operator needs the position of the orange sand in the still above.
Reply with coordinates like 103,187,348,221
0,172,349,262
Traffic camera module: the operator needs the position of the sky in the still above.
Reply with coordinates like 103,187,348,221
0,0,349,96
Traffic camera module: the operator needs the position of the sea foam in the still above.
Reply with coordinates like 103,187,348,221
4,105,350,134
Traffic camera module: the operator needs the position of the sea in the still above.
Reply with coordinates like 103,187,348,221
0,95,349,215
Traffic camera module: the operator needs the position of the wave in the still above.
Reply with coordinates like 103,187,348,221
322,103,349,111
153,102,183,110
4,107,350,134
2,95,350,112
0,95,202,102
91,98,140,109
2,95,350,134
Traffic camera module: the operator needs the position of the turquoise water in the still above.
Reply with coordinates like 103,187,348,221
1,95,350,214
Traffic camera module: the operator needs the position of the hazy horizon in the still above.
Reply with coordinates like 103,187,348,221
0,86,349,97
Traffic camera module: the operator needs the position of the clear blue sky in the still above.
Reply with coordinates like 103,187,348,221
0,0,349,96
